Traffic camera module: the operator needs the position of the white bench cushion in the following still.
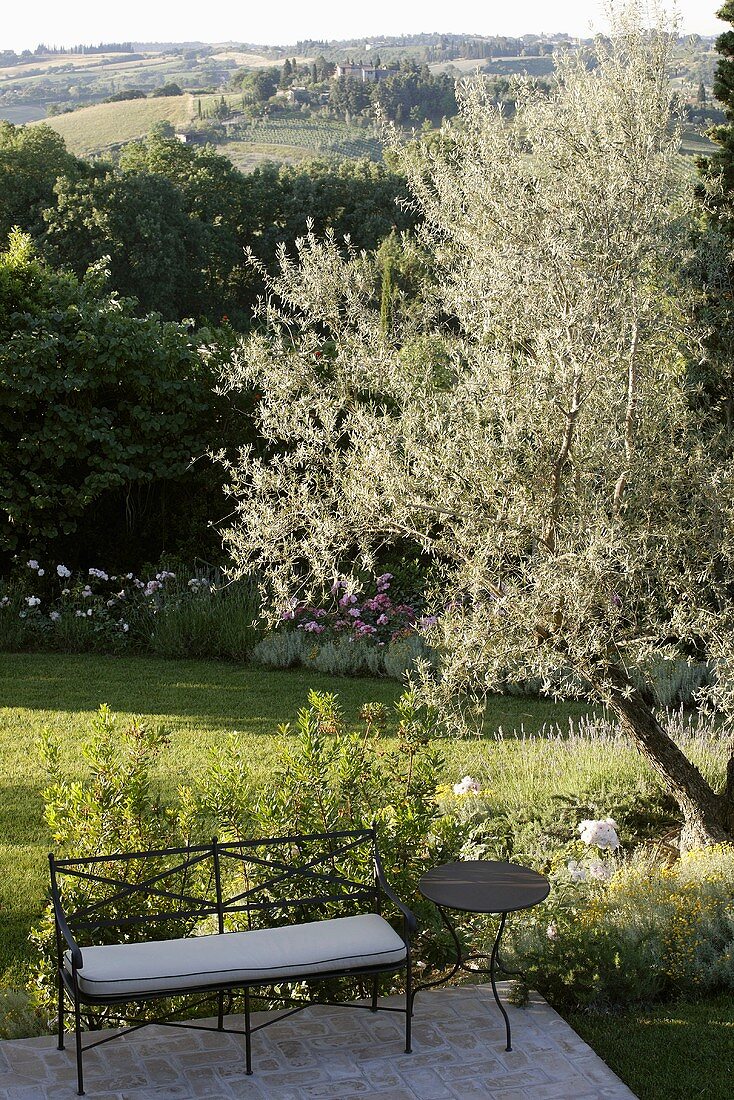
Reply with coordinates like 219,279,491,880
65,913,407,998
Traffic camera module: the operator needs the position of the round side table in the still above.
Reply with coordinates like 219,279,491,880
416,860,550,1051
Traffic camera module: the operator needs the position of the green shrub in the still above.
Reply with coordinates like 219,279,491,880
0,989,46,1039
149,578,262,660
31,690,470,1024
505,845,734,1010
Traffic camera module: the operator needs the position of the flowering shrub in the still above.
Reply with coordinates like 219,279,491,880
0,559,261,660
452,775,481,795
505,842,734,1010
283,574,427,645
251,574,434,679
578,818,620,850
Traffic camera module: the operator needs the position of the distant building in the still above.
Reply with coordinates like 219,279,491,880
287,86,310,104
335,64,391,83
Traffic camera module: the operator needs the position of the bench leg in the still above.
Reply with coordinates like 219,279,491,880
370,976,379,1012
217,991,224,1031
244,989,253,1075
405,958,412,1054
57,969,65,1051
73,988,85,1095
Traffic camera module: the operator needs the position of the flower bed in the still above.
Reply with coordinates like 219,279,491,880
0,558,261,659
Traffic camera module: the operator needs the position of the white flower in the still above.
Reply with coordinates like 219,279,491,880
27,560,39,570
62,588,70,596
546,921,559,940
578,818,620,850
75,610,85,618
567,860,587,882
121,622,129,633
37,568,45,576
82,586,93,598
86,608,93,616
26,595,41,608
588,860,612,882
88,568,109,581
0,596,9,608
57,565,71,578
49,611,61,622
452,775,481,795
106,599,116,607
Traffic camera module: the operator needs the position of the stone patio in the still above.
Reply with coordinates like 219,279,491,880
0,983,637,1099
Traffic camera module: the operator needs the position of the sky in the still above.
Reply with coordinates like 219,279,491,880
0,1,725,53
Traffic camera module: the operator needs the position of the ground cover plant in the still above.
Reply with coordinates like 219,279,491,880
566,995,734,1100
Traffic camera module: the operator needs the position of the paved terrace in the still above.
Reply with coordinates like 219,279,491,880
0,983,637,1100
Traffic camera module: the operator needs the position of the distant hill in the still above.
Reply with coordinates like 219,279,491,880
35,95,193,157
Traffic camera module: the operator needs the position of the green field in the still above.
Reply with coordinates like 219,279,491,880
34,94,194,156
225,141,313,171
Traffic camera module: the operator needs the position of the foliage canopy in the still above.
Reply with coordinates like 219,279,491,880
220,7,734,844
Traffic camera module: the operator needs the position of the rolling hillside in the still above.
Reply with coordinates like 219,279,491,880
34,94,194,156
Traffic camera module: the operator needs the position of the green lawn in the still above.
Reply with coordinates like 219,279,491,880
0,651,597,987
1,652,732,1097
567,996,734,1099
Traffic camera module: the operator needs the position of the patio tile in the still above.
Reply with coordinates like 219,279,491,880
0,984,637,1099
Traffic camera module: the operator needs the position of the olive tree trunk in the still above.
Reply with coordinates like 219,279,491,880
589,661,732,849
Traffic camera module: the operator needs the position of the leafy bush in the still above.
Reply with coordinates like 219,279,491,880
505,844,734,1011
31,705,192,1021
31,690,469,1023
0,989,46,1039
0,231,217,563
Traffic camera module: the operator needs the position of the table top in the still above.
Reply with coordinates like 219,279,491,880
418,860,550,914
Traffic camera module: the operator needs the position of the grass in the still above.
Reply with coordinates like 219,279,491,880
566,996,734,1099
0,650,598,987
224,141,313,171
36,95,194,156
1,652,731,1098
680,124,716,157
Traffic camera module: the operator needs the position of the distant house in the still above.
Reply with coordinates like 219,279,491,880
287,86,310,105
335,64,391,83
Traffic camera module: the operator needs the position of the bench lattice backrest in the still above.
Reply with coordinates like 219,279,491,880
49,828,379,943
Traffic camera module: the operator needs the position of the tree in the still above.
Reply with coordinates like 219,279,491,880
0,231,219,565
41,169,204,319
0,122,82,241
220,10,734,847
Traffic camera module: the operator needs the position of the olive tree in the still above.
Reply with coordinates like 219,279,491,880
220,7,734,847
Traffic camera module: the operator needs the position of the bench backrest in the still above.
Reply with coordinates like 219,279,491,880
49,827,380,943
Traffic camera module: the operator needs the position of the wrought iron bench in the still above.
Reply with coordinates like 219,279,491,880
49,826,416,1095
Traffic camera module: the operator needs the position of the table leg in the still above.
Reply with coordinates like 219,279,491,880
412,906,513,1051
489,912,512,1052
410,904,463,1011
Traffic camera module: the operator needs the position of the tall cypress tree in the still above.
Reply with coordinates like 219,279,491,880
701,2,734,196
696,4,734,427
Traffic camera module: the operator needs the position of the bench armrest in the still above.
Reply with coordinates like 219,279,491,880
49,870,83,971
374,848,417,935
